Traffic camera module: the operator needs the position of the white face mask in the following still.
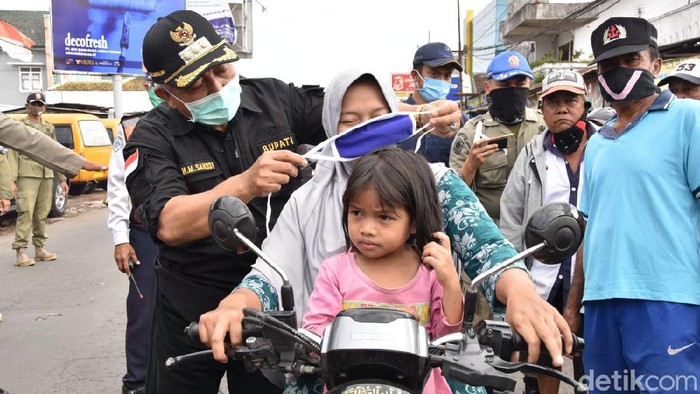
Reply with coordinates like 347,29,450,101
169,74,242,125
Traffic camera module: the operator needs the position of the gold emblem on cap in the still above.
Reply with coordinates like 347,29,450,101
169,43,238,88
508,55,520,67
603,24,627,45
179,37,213,63
34,93,41,99
170,22,196,46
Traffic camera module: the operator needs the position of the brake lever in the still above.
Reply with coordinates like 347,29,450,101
439,330,518,392
488,358,588,393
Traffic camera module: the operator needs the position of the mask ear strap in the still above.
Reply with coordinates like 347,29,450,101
302,136,337,161
265,193,272,237
412,70,424,87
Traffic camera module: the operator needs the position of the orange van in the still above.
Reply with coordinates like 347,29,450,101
9,113,112,195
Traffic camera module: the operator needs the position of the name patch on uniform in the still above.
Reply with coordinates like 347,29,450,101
181,161,216,176
260,136,296,153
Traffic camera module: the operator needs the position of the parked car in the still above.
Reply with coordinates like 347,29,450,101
0,148,67,217
100,118,121,143
8,113,112,196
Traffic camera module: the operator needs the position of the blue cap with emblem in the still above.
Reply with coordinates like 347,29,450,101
413,42,463,72
486,51,533,81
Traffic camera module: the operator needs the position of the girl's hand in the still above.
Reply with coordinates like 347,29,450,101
421,232,459,289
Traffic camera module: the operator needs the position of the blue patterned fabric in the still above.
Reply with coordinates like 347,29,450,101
437,170,524,319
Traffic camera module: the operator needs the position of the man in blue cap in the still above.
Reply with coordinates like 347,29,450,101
398,42,464,165
449,51,545,226
406,42,462,105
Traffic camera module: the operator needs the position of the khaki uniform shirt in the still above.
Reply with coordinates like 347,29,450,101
0,113,83,176
0,153,12,199
449,107,546,220
9,116,66,182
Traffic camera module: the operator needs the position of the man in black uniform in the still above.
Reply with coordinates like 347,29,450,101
125,10,462,394
124,10,325,394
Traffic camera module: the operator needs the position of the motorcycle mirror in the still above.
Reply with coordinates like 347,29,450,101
208,196,257,252
208,196,295,312
466,203,584,328
524,202,585,264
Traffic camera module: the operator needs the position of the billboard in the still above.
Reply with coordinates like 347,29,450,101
51,0,235,76
391,73,415,100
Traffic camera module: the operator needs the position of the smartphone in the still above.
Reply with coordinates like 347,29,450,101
483,135,509,150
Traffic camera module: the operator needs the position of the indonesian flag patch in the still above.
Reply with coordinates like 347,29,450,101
124,149,139,180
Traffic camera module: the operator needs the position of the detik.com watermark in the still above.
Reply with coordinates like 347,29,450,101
579,370,698,392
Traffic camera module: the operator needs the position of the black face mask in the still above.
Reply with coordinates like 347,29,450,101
489,87,529,125
552,120,587,154
598,68,657,103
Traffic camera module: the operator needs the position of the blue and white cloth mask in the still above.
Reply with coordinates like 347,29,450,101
415,73,452,102
304,111,432,162
168,74,242,125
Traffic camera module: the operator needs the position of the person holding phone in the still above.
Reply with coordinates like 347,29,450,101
500,70,594,394
449,51,546,226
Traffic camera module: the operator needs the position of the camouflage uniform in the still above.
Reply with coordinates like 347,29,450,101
449,108,546,221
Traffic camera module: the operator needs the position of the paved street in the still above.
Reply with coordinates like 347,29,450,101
0,208,126,394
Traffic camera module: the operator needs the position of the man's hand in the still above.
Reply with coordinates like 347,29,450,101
239,150,308,198
423,100,462,138
496,269,573,367
199,290,261,363
11,181,16,199
114,243,138,275
464,139,500,171
59,180,68,195
0,199,10,215
82,160,108,172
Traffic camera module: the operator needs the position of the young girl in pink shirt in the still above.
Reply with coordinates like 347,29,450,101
302,146,464,393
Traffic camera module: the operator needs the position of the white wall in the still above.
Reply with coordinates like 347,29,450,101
44,90,152,114
570,0,700,60
651,2,700,46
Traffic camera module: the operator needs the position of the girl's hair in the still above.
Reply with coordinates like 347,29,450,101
342,146,443,252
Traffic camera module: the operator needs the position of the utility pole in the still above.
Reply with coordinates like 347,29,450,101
457,0,463,105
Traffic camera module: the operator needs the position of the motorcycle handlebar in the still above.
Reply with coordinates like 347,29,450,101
184,321,199,342
181,318,584,361
475,319,584,360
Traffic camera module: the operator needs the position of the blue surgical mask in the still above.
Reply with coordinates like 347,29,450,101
416,73,451,102
169,74,242,125
304,112,431,162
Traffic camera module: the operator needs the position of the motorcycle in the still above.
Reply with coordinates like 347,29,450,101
167,197,588,394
